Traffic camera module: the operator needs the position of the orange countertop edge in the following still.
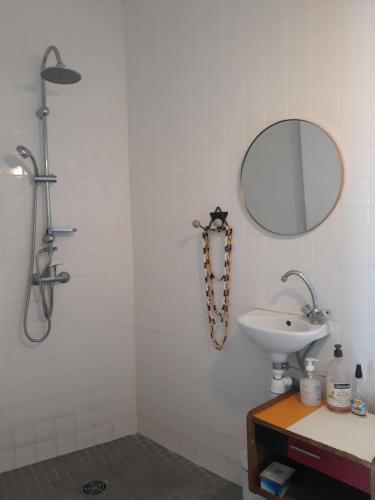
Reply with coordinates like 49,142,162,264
253,393,323,429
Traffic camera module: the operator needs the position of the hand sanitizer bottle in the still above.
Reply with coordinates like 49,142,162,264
300,358,321,407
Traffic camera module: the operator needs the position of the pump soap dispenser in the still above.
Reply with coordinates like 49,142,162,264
300,358,321,407
326,344,352,413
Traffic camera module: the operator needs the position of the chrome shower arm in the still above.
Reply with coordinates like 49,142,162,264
39,46,62,114
41,46,63,70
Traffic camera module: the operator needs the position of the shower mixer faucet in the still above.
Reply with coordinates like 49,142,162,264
32,263,70,286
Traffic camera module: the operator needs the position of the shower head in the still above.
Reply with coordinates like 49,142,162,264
41,64,81,84
40,45,81,85
16,145,39,175
16,145,33,159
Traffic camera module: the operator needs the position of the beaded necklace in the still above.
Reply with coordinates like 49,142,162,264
202,225,233,350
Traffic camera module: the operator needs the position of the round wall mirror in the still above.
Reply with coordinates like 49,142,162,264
240,119,343,236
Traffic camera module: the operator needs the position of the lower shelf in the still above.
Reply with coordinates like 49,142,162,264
254,464,370,500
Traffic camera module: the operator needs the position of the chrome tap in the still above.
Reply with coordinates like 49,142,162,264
32,263,70,285
280,270,327,325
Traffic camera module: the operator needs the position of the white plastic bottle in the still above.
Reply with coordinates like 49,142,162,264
326,344,352,413
300,358,321,407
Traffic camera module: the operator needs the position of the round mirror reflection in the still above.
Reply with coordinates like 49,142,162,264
241,119,343,236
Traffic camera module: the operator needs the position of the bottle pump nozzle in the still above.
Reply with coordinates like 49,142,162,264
355,364,363,379
305,358,318,373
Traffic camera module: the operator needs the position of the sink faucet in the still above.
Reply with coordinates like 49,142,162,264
280,270,327,325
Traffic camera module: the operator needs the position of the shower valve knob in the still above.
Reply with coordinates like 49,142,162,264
57,271,70,283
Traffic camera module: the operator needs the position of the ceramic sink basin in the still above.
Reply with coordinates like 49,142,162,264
238,309,329,357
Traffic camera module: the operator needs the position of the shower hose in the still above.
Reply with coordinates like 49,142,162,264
23,177,54,342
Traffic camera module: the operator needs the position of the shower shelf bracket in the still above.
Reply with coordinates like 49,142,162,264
50,227,77,235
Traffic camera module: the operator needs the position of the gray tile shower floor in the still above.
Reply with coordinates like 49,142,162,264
0,434,242,499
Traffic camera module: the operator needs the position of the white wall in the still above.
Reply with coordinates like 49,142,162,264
125,0,375,484
0,0,136,472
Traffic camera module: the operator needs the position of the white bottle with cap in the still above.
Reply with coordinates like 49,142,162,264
300,358,321,407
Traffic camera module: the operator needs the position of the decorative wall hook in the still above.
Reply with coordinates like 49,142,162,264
192,220,205,230
192,206,229,232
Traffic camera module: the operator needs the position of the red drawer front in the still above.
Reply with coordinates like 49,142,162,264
288,437,370,493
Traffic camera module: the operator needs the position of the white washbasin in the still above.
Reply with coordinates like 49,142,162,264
238,309,329,357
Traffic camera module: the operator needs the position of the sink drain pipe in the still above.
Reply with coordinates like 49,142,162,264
271,361,293,396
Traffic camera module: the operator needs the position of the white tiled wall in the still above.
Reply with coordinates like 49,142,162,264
124,0,375,484
0,0,136,472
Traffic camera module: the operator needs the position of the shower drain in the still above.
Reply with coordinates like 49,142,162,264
82,480,107,495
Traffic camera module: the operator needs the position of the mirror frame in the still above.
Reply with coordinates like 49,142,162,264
240,119,344,236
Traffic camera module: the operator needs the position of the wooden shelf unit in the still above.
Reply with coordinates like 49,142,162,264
247,392,375,499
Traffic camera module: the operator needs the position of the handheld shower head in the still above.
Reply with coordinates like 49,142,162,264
16,145,33,159
40,46,81,85
16,145,39,175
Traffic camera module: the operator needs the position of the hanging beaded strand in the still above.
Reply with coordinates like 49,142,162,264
202,225,233,350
